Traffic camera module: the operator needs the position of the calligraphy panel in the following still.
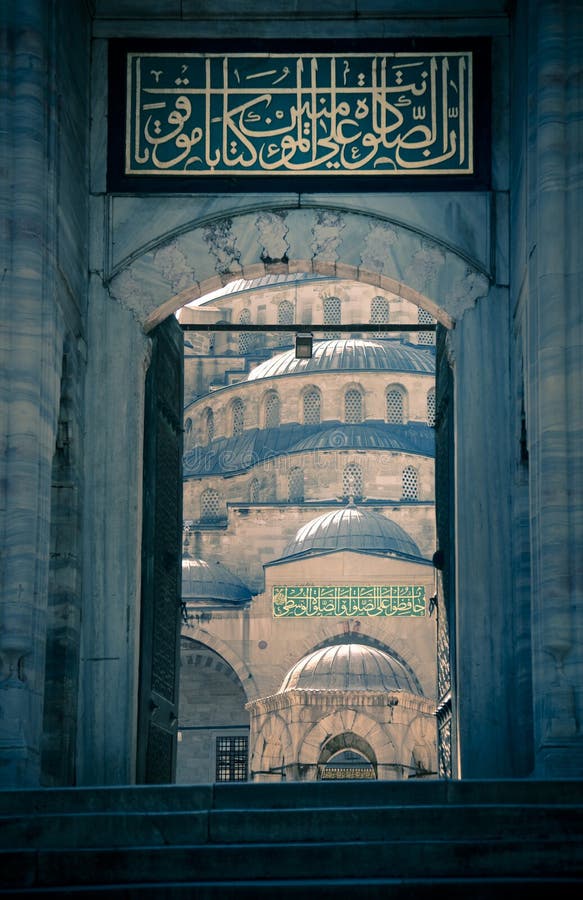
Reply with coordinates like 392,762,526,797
272,585,426,618
124,51,473,177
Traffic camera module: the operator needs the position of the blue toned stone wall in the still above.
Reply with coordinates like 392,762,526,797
510,0,583,777
0,0,91,787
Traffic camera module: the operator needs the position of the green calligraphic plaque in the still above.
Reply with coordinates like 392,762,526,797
272,585,426,618
125,51,473,177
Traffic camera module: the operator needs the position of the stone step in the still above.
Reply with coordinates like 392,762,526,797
2,878,583,899
1,803,582,850
2,779,583,816
2,839,583,890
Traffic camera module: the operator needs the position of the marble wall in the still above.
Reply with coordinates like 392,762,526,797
2,0,581,787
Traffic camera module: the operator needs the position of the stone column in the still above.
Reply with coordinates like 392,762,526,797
0,1,64,786
527,0,583,775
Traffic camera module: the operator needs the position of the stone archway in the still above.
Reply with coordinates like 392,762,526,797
106,206,491,331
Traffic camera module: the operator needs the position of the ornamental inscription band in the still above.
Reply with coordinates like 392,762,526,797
126,52,473,176
272,585,426,618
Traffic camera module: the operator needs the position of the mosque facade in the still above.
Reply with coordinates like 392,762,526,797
177,280,440,782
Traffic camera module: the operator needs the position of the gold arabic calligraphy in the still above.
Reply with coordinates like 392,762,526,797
272,585,426,618
126,52,473,175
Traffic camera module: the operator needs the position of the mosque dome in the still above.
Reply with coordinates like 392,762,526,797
279,643,420,694
182,557,252,603
280,504,422,559
246,338,435,381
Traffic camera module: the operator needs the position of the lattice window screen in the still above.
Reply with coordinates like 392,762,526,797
344,389,363,424
370,296,390,338
427,388,436,427
238,308,252,354
200,488,223,522
402,465,418,500
343,463,363,500
288,467,304,502
232,399,245,435
323,296,341,339
386,389,404,424
265,392,281,428
303,389,321,425
418,307,435,345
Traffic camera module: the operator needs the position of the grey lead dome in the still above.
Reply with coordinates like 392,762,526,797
281,504,422,559
246,338,435,381
279,643,420,694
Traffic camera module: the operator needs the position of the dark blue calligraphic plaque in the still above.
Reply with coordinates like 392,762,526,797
125,51,473,177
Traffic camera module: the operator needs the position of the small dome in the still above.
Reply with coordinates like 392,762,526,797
246,338,435,381
281,505,421,559
279,643,419,694
182,558,252,604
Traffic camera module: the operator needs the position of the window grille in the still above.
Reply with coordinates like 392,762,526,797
386,389,404,424
205,408,214,444
418,307,435,345
276,300,294,346
200,488,223,522
265,392,281,428
323,296,341,339
249,478,261,502
303,389,321,425
238,308,252,354
370,296,390,338
402,466,418,500
215,735,248,782
343,463,363,500
427,388,436,427
288,467,304,503
344,389,363,424
232,399,245,435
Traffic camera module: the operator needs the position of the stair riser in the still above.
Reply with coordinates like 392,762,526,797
3,782,583,816
3,879,583,899
2,806,582,850
2,841,583,889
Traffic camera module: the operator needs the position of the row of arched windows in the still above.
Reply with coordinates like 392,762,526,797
198,463,420,520
233,298,434,349
196,386,435,441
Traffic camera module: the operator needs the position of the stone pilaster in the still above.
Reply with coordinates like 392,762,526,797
526,0,583,775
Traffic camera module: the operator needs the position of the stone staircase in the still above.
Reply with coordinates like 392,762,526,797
1,779,583,897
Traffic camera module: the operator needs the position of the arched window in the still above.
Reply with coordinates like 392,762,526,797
288,467,304,503
238,308,252,354
185,417,192,434
402,466,418,500
303,388,321,425
426,387,436,427
344,389,363,424
343,463,363,500
386,388,405,424
264,391,281,428
323,296,341,339
249,478,261,503
232,398,245,436
205,408,214,444
200,488,223,522
417,307,435,345
370,296,390,338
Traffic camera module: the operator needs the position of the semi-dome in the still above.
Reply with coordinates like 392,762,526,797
279,643,420,694
281,504,422,559
182,557,252,603
246,338,435,381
